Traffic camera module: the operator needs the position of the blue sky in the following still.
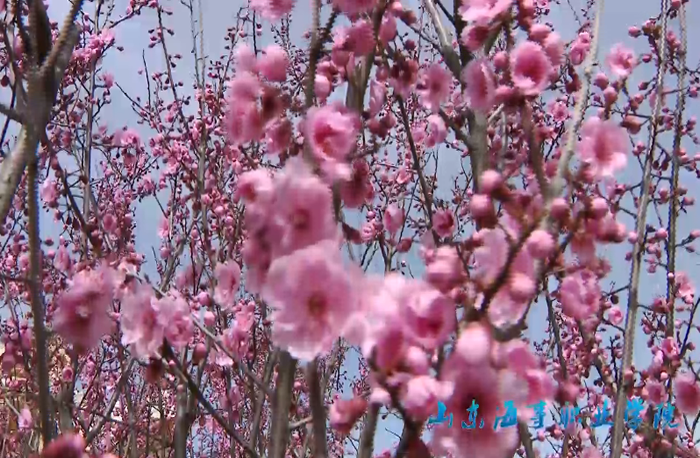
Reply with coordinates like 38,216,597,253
7,0,700,455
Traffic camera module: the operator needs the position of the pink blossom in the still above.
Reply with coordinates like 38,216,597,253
340,159,374,208
120,283,164,359
425,246,464,293
510,41,552,96
432,354,518,458
559,269,601,320
379,14,397,44
214,261,242,308
265,118,293,155
18,407,32,429
607,305,623,325
53,266,116,352
40,178,59,207
577,117,628,178
433,209,455,237
216,319,251,366
384,204,404,235
152,292,193,350
403,283,456,350
675,372,700,415
459,0,513,25
305,103,359,178
569,32,591,66
424,114,447,148
330,397,368,434
369,79,386,117
417,64,452,112
223,73,264,145
645,380,667,405
250,0,295,21
606,43,636,78
261,240,359,361
256,44,288,81
402,376,454,420
543,31,565,66
347,19,375,55
462,58,496,112
234,44,257,73
40,434,88,458
269,157,338,256
333,0,376,16
675,272,695,304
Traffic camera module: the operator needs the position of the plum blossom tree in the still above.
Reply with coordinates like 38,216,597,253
0,0,699,457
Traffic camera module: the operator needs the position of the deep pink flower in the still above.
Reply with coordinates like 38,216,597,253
675,372,700,415
53,266,116,352
577,117,628,178
569,32,591,66
261,240,359,361
459,0,513,25
510,41,552,96
462,58,496,112
417,64,452,112
340,159,374,208
607,43,636,78
379,14,397,44
269,157,338,256
559,269,601,320
265,118,293,155
214,261,242,308
256,44,288,82
347,19,375,55
305,103,359,178
250,0,295,21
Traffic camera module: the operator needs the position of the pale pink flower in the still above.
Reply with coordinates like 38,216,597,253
269,157,338,256
462,58,496,113
577,117,628,178
675,272,695,304
432,354,518,458
606,43,636,78
40,179,59,207
234,44,257,73
417,64,452,112
510,41,552,96
53,266,116,352
40,434,87,458
675,372,700,415
384,204,404,235
607,305,623,325
214,261,242,308
330,397,368,435
424,115,447,148
459,0,513,25
18,407,32,429
250,0,295,21
569,32,591,66
402,376,454,420
305,103,359,178
223,73,264,145
261,240,359,360
426,246,464,294
582,447,603,458
153,292,193,350
403,283,456,350
333,0,376,16
369,79,386,117
473,228,509,286
559,269,601,320
216,320,250,366
120,283,164,359
314,74,331,101
543,31,565,66
257,44,288,82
